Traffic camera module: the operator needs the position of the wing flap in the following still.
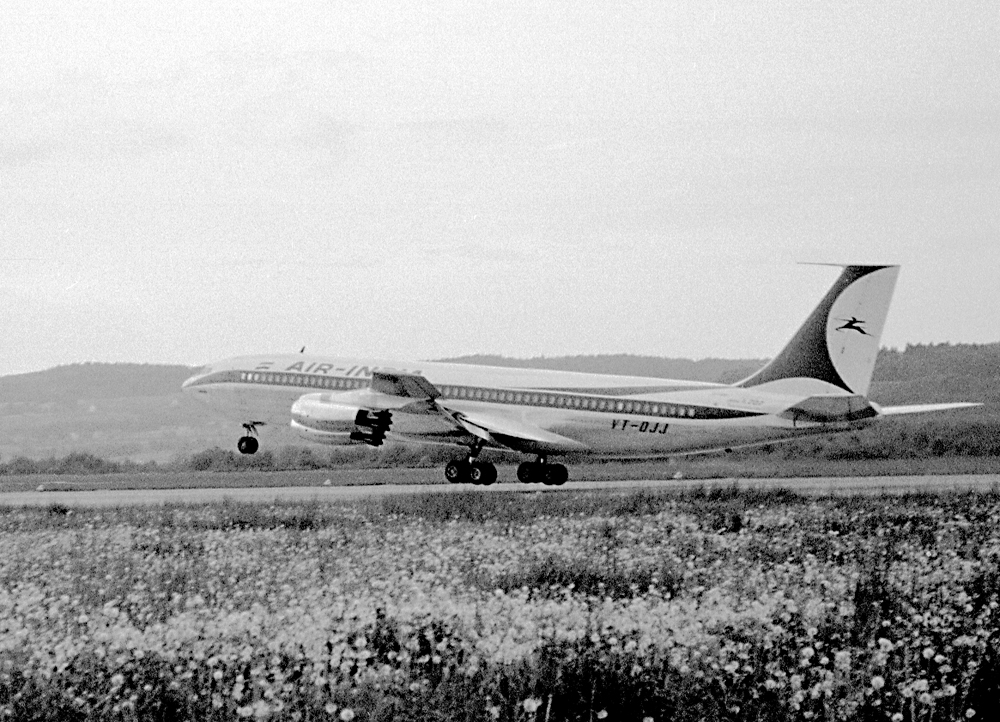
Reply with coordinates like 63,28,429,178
451,409,588,454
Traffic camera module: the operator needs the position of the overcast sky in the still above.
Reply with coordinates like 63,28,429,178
2,0,998,376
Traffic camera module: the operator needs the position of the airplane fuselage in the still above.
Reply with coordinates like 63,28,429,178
183,354,864,457
181,266,978,485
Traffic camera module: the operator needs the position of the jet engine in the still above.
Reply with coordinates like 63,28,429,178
290,393,392,446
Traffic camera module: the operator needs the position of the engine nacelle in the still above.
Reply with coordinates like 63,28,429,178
290,419,366,446
290,393,392,447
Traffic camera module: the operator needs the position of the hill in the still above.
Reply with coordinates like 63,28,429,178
0,344,996,462
439,354,767,384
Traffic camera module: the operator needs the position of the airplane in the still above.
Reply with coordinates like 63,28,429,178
182,265,978,485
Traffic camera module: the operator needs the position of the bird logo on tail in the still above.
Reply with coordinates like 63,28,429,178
835,317,869,335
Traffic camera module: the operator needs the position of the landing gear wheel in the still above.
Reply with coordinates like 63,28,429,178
237,436,259,455
517,461,538,484
469,461,498,486
544,464,568,486
445,460,470,484
516,461,568,485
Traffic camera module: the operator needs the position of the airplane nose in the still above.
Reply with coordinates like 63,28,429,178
182,366,212,391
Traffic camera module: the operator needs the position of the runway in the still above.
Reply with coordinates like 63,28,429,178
0,474,997,507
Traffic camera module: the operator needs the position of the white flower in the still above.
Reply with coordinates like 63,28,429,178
339,709,355,722
596,711,608,720
870,676,885,690
523,698,542,714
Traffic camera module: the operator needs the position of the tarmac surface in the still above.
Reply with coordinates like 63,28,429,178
0,474,997,507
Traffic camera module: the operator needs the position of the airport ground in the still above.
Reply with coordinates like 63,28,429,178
1,466,998,507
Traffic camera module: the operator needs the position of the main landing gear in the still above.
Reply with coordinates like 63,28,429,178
443,452,568,486
445,458,498,486
237,422,264,455
444,439,498,485
517,457,568,486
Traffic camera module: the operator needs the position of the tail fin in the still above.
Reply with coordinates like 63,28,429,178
738,265,900,397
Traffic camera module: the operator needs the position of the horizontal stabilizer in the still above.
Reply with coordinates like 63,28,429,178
879,402,981,416
779,394,879,423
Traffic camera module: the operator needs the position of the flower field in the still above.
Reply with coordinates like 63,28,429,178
1,487,998,721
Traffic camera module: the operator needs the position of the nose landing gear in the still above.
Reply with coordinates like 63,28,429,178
237,422,264,455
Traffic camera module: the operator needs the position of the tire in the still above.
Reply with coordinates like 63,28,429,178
472,461,498,486
516,461,537,484
544,464,568,486
445,460,470,484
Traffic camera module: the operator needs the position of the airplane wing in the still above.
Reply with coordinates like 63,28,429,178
449,407,587,454
371,371,441,400
368,372,585,453
878,402,982,416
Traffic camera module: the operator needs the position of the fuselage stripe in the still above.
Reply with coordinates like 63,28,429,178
188,370,764,421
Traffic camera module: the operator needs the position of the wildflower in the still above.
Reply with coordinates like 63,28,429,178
523,698,542,714
922,647,935,660
800,647,815,660
870,676,885,690
965,710,976,719
339,709,355,722
892,714,903,722
597,712,608,720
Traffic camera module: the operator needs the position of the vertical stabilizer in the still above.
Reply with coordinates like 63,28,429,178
738,265,899,396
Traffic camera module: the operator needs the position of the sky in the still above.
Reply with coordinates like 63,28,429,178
2,0,998,376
